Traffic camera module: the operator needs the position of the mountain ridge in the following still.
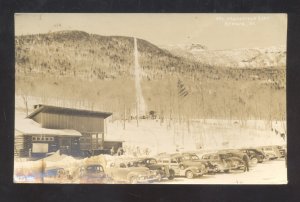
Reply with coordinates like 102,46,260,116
161,43,286,69
15,30,286,121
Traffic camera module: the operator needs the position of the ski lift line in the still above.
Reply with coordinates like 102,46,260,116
133,37,147,117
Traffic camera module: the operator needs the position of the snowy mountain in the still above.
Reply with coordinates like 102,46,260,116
162,44,286,68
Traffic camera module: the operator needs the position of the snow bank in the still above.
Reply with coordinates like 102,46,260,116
106,119,286,154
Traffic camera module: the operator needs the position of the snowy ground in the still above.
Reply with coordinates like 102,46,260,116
158,159,287,184
14,155,287,184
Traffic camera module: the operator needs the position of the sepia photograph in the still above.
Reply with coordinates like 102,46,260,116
14,13,287,184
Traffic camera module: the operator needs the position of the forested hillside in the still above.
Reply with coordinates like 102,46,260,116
15,31,286,122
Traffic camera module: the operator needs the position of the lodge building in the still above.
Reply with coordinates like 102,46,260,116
15,104,116,158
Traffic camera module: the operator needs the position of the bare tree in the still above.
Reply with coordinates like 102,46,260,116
21,94,29,116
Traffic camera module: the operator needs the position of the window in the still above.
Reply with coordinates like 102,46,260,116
32,136,54,142
120,163,126,168
149,159,157,164
87,165,103,173
32,143,48,153
191,155,199,160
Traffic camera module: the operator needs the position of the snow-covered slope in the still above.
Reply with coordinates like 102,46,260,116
162,44,286,68
106,118,286,155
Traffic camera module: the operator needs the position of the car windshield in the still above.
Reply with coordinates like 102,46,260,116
146,159,157,164
191,155,200,160
128,161,139,167
158,158,169,163
119,163,127,168
86,165,103,173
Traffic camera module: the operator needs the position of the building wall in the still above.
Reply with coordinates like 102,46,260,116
38,112,104,133
19,135,81,158
14,130,25,157
103,141,123,150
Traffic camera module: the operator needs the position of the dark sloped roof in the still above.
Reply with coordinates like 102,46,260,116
27,104,113,119
15,118,82,137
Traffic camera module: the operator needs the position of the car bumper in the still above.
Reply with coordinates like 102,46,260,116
206,167,219,173
136,175,159,183
230,164,245,170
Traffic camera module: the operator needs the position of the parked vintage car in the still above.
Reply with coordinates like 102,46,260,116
156,153,207,179
180,152,218,174
201,153,231,173
105,160,160,184
201,151,245,173
77,163,113,184
238,148,266,163
273,145,286,158
217,151,246,171
257,146,279,160
43,167,73,183
132,157,174,180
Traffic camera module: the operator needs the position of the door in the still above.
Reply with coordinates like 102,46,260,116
59,137,72,155
170,158,181,175
71,137,80,156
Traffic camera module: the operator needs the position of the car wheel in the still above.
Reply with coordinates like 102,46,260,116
130,176,138,184
168,170,175,180
185,170,194,179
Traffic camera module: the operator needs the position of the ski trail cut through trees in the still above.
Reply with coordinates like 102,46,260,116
134,37,147,117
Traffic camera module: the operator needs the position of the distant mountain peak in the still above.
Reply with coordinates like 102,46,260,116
187,43,208,52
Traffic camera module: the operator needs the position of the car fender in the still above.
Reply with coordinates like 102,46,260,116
185,166,201,173
126,171,143,181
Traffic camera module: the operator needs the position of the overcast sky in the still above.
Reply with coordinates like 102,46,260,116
15,13,287,50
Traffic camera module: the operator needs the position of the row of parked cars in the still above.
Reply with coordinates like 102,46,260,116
42,145,286,184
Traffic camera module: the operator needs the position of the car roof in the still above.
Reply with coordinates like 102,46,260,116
45,167,65,171
81,163,104,167
137,157,156,161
